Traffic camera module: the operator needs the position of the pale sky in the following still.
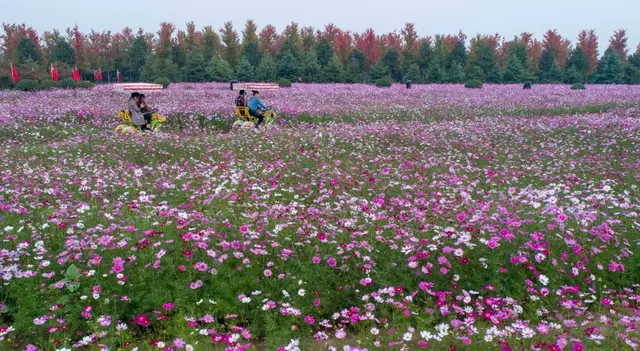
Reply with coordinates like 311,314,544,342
2,0,638,53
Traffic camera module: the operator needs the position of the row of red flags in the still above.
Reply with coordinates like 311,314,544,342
10,63,121,84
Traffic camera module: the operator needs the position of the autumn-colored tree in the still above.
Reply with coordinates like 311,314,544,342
156,22,175,59
332,30,353,65
318,24,340,42
300,27,316,54
280,22,303,58
355,29,380,70
542,29,570,70
2,23,40,64
69,25,88,70
401,23,419,57
577,30,599,75
87,30,115,70
377,32,402,53
259,25,279,57
220,22,241,68
608,29,628,63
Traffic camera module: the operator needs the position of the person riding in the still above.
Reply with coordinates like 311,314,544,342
128,92,146,130
139,94,154,129
235,89,247,107
248,90,269,129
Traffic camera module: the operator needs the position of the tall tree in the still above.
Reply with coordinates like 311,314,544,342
182,53,209,82
127,36,149,73
241,20,259,46
235,57,255,81
594,47,623,83
577,30,599,76
300,26,316,54
207,56,233,82
70,25,88,69
322,55,345,82
316,37,334,66
629,46,640,69
300,51,321,82
542,29,570,70
16,37,40,63
202,26,221,62
468,36,500,82
220,22,240,68
259,25,279,57
565,46,588,81
156,22,175,59
537,47,561,83
278,51,300,80
503,53,527,83
355,29,380,70
241,20,261,67
51,37,76,66
608,29,628,63
256,55,277,81
332,30,353,65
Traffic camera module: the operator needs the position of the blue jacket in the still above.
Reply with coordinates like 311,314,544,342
248,97,267,111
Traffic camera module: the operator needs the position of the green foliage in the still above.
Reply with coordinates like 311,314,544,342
468,40,500,82
563,66,584,84
141,56,181,82
566,46,588,80
17,37,40,64
503,53,528,83
321,55,345,83
447,40,467,71
0,75,13,90
345,58,367,83
39,79,59,90
278,51,300,80
464,79,483,89
300,51,321,82
277,78,292,87
128,36,150,72
256,55,278,82
316,37,334,66
58,78,78,89
382,49,401,81
594,48,623,84
404,63,422,83
369,59,389,81
571,82,586,90
374,76,393,87
446,62,466,83
15,79,40,91
242,41,261,67
235,57,255,82
537,48,562,83
621,63,640,84
154,77,171,88
51,38,76,66
207,56,233,82
181,54,209,82
77,81,95,89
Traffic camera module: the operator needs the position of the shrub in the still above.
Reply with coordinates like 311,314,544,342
59,78,78,89
40,79,59,90
464,79,483,89
154,77,171,88
278,78,292,87
374,77,393,88
0,75,13,90
15,79,40,91
571,83,586,90
77,81,95,89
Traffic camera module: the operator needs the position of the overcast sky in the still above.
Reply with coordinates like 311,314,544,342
2,0,638,52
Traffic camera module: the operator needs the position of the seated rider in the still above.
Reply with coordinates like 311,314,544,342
128,92,146,130
236,89,247,107
139,94,155,129
248,90,269,129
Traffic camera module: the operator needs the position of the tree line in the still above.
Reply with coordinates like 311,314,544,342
2,21,640,88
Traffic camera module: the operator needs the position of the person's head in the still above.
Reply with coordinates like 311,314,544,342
239,89,245,96
252,90,260,98
140,94,146,102
131,92,140,102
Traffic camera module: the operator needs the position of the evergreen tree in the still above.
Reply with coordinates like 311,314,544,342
621,64,640,84
322,55,345,82
594,48,623,84
537,48,561,83
427,56,445,83
141,56,181,82
220,22,241,68
404,63,422,83
235,57,255,81
446,62,466,83
181,53,209,82
316,37,334,66
566,46,588,81
628,52,640,70
171,43,187,68
242,41,261,67
207,56,233,82
51,38,76,66
563,66,584,84
447,41,467,71
345,50,367,83
278,51,300,80
127,36,149,73
256,55,278,82
418,41,435,74
369,59,389,81
503,53,527,83
300,51,321,82
468,41,500,82
202,26,221,62
381,49,401,81
17,37,40,63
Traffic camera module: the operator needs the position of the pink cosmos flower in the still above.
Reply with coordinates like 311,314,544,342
263,269,272,277
304,315,315,324
162,303,174,311
327,257,337,268
132,314,151,327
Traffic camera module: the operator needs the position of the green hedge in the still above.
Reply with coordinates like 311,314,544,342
464,79,483,89
15,79,40,91
375,77,393,87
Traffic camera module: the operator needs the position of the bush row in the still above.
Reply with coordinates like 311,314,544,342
9,78,96,91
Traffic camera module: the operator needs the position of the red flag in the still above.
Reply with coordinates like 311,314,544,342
50,64,60,81
72,66,81,82
116,69,121,83
10,63,19,83
97,67,103,81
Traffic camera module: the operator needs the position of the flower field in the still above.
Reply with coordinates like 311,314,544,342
1,84,640,351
